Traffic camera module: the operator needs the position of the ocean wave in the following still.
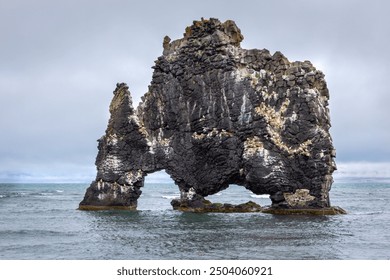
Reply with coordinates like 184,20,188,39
250,194,270,198
56,190,64,193
5,192,29,198
38,192,53,196
0,229,74,237
162,195,179,199
352,211,385,216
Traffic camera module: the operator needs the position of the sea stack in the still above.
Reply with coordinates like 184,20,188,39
79,18,344,214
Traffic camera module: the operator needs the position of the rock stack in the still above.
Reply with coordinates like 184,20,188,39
79,18,344,215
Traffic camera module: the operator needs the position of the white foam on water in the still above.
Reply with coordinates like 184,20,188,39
39,193,52,196
250,194,269,198
162,195,180,199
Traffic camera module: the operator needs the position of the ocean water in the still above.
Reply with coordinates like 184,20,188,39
0,180,389,260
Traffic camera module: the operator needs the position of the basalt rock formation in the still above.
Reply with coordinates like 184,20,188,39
79,18,343,214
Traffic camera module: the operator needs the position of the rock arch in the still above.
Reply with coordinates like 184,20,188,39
79,18,344,214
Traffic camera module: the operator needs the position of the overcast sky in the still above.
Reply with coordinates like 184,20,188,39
1,0,389,182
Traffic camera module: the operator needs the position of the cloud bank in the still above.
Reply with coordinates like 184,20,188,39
0,0,389,182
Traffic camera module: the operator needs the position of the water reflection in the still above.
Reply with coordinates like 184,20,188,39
80,208,348,259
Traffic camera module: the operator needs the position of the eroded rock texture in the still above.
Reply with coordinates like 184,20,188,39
79,18,338,212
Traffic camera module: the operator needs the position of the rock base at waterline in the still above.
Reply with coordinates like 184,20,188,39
261,206,347,215
171,199,263,213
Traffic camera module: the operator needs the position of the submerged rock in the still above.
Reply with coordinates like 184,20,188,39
171,198,263,213
262,206,347,215
79,18,343,214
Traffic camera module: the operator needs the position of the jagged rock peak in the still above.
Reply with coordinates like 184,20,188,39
162,18,243,55
79,18,344,215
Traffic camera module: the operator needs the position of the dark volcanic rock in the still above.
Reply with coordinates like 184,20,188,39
79,18,340,214
262,206,347,215
171,198,263,213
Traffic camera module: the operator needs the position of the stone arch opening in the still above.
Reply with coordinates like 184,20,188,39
207,184,271,207
170,181,265,213
137,170,178,211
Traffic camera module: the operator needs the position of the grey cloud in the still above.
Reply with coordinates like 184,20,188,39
1,0,389,182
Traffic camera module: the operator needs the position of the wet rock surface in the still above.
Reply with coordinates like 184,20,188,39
79,18,341,214
171,198,263,213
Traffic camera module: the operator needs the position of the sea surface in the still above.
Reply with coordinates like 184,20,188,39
0,179,389,260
